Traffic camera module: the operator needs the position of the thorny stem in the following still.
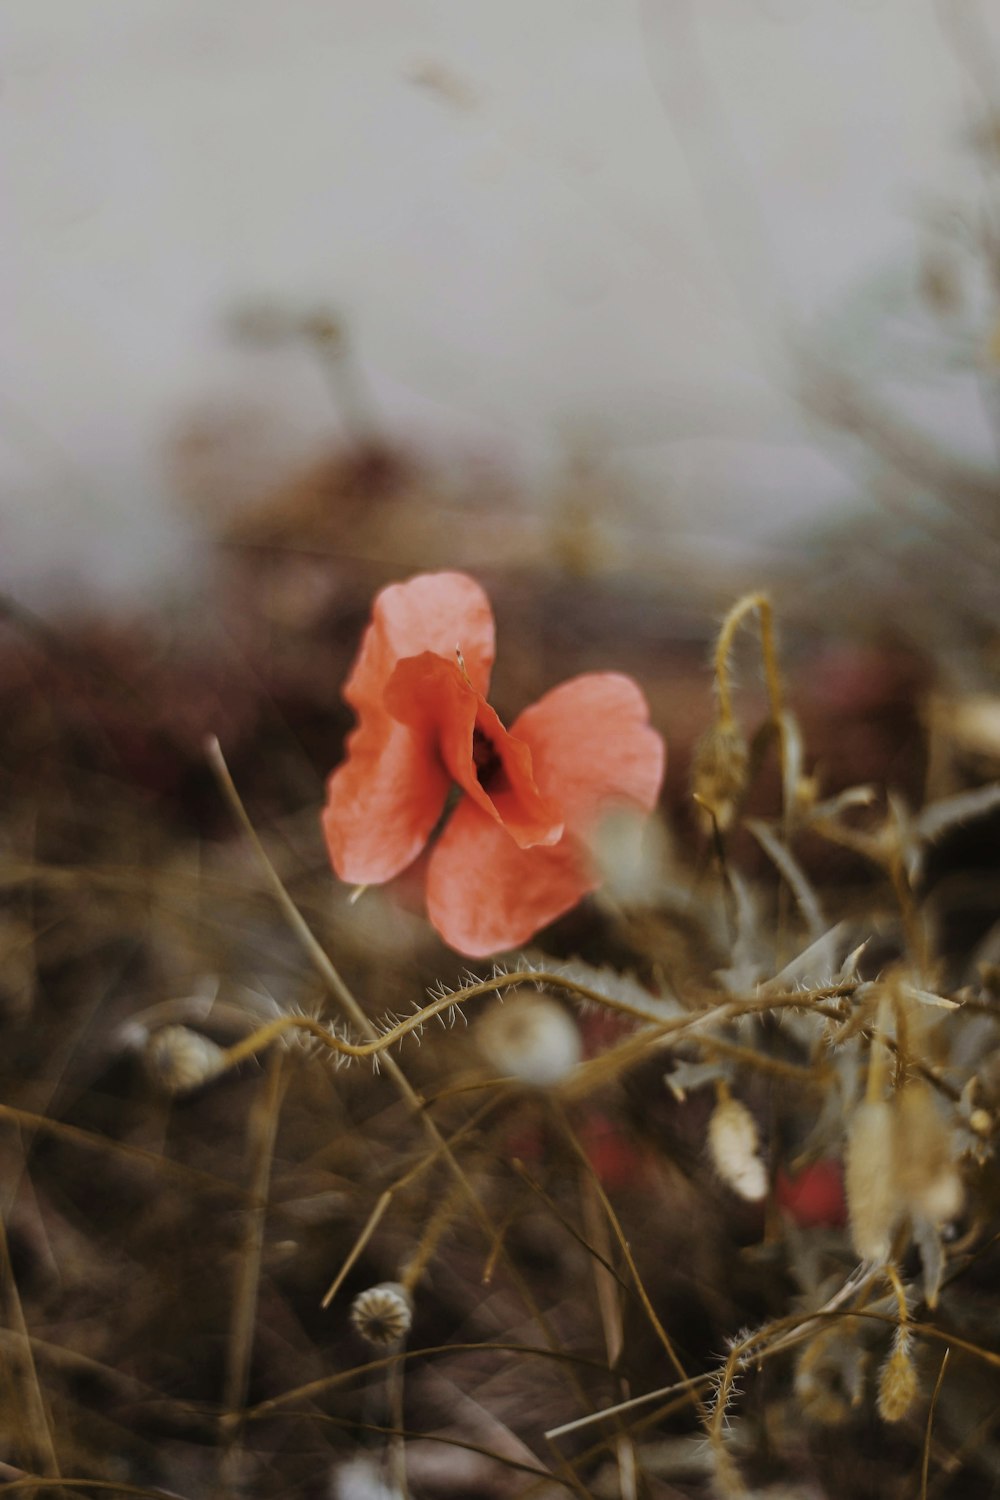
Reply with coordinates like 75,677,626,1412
181,966,968,1119
550,1288,983,1455
209,974,860,1077
209,968,669,1070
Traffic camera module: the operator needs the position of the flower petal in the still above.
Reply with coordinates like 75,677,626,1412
345,572,494,717
322,718,451,885
386,653,563,850
511,673,664,835
322,572,495,886
425,799,594,957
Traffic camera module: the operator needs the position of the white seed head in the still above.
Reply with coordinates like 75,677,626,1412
845,1099,901,1263
144,1025,227,1095
587,806,668,906
349,1282,412,1346
894,1081,963,1225
335,1454,406,1500
708,1094,767,1202
475,995,582,1086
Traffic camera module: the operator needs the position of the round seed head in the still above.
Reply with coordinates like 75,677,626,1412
475,994,581,1087
349,1282,413,1346
144,1026,227,1096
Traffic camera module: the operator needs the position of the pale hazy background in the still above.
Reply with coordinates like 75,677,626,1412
3,0,998,605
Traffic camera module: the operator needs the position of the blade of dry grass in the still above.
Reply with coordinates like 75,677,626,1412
218,1049,288,1482
0,1212,60,1479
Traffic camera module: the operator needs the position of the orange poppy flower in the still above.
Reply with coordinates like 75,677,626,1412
322,572,665,956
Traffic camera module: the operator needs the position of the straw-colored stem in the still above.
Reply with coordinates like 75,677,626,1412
552,1103,691,1392
219,1050,288,1481
400,1179,465,1294
0,1211,60,1481
579,1169,638,1500
921,1349,951,1500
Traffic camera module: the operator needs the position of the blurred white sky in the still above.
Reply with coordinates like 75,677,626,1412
1,0,996,603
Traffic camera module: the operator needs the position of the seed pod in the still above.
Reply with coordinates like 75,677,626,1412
692,724,748,831
845,1099,900,1262
349,1282,412,1346
894,1081,963,1225
877,1336,919,1423
475,995,581,1087
708,1092,767,1202
144,1025,227,1096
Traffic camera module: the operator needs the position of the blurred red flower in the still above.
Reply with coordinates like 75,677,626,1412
322,571,665,956
775,1160,847,1229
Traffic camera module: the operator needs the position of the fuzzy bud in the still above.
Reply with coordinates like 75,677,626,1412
349,1282,413,1346
692,724,748,831
845,1099,901,1262
475,995,581,1087
894,1082,963,1226
708,1093,767,1202
144,1025,227,1096
877,1336,919,1423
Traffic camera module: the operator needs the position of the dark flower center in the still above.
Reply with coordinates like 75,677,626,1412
472,727,504,791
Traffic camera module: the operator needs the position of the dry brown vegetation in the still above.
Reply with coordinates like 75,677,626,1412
3,519,1000,1500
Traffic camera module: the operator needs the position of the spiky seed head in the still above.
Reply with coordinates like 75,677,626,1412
877,1339,919,1423
349,1282,412,1346
692,724,748,831
708,1094,767,1202
144,1026,227,1096
845,1099,900,1263
475,994,581,1086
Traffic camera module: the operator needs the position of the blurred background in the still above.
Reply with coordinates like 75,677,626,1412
4,0,1000,630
